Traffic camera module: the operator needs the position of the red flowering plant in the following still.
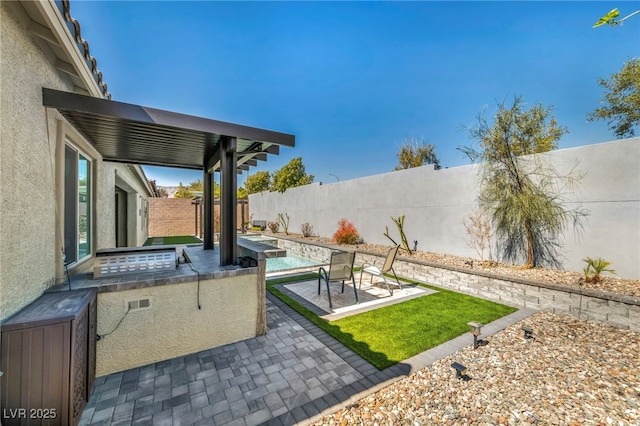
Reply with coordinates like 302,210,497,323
332,218,361,245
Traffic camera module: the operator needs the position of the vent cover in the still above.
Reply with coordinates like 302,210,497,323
125,297,152,312
94,250,177,278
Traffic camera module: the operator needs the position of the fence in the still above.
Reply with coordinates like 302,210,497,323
250,138,640,279
149,198,249,237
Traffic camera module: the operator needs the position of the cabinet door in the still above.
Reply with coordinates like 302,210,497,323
1,323,71,426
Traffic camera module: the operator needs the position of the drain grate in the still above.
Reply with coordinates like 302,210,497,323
94,251,177,278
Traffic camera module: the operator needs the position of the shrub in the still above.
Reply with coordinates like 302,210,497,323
463,209,493,264
277,213,290,235
267,221,280,233
333,218,360,245
582,257,616,283
301,222,314,237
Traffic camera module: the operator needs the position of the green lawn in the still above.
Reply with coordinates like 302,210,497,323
267,273,517,370
144,235,202,246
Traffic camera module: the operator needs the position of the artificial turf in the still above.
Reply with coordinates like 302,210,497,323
267,274,517,370
144,235,203,245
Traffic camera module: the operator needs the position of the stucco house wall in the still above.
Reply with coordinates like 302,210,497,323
0,1,152,321
250,138,640,279
1,1,72,320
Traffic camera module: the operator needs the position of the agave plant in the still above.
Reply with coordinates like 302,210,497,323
582,257,616,283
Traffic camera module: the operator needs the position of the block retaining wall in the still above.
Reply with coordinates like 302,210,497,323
270,235,640,332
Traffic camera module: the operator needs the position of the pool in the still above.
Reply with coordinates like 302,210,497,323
267,254,322,273
240,235,278,247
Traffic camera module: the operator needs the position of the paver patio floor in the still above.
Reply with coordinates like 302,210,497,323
80,281,534,426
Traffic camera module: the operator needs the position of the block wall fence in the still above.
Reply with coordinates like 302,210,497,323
149,198,249,237
250,138,640,280
275,237,640,332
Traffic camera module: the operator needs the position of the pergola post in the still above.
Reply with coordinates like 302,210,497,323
220,136,237,266
203,169,214,250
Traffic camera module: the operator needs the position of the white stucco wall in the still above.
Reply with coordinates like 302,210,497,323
95,274,259,377
1,1,72,320
250,138,640,279
1,2,152,320
99,163,151,249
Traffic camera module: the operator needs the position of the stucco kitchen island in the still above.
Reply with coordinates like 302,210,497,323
61,240,284,377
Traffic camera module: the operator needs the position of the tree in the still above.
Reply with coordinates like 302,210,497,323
188,179,203,192
237,187,248,200
174,182,194,198
174,179,219,198
244,171,271,194
394,137,441,170
460,96,585,269
587,58,640,138
270,157,314,193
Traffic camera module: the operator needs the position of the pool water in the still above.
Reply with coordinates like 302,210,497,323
266,254,322,272
240,235,278,247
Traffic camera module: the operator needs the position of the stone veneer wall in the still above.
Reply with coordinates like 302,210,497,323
272,236,640,332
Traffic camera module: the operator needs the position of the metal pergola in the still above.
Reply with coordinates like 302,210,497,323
43,88,295,266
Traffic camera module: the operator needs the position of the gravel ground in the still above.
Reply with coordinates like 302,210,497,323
311,311,640,426
280,234,640,298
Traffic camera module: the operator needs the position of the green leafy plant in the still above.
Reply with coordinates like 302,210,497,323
459,96,586,269
383,215,412,254
270,157,314,193
333,218,360,245
582,257,616,283
301,222,314,237
277,213,290,235
267,221,280,233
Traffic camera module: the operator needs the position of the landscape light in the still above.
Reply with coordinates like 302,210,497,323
522,326,534,339
451,362,468,380
467,321,483,349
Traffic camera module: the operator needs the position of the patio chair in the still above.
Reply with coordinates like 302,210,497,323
318,251,358,309
359,245,403,296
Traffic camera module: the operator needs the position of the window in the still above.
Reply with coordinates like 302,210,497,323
64,144,91,264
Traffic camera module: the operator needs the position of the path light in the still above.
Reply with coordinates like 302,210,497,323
522,326,534,339
467,321,483,349
451,362,468,380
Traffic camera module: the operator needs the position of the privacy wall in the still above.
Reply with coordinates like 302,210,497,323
250,138,640,279
149,198,249,237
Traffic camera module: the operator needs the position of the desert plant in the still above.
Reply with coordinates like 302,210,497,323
333,218,360,245
383,215,412,254
277,213,290,235
459,96,587,269
301,222,314,237
463,209,493,264
267,221,280,233
582,257,616,283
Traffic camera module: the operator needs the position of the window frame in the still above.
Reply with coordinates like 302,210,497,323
64,140,93,266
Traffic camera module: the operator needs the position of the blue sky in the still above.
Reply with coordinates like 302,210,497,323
68,1,640,187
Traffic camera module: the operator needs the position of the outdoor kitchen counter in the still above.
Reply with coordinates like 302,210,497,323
63,241,285,294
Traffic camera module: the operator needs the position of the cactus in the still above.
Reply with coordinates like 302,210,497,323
384,215,412,254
